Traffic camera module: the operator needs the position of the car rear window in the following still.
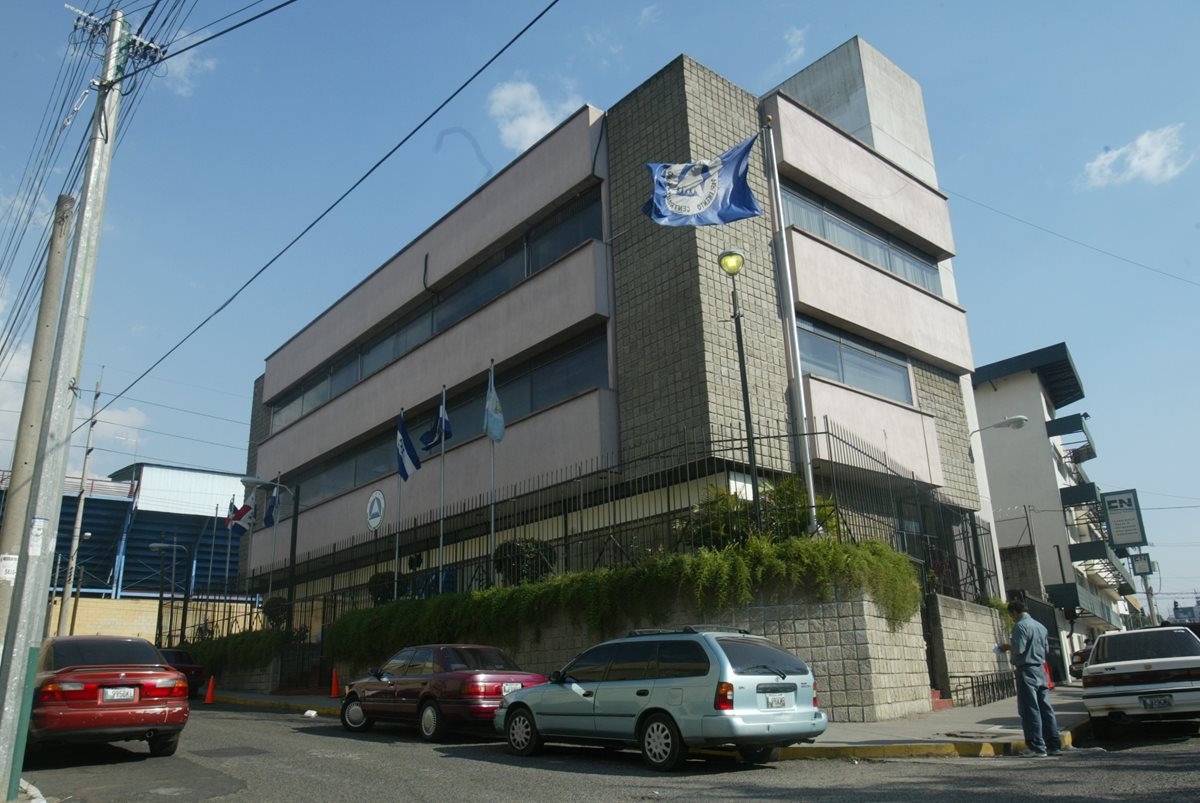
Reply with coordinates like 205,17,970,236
718,638,810,676
50,639,163,669
160,649,193,664
1092,630,1200,663
441,647,521,671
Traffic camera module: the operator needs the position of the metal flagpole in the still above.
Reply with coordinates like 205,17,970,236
394,412,404,603
760,114,818,531
437,387,447,593
487,361,497,588
269,473,280,597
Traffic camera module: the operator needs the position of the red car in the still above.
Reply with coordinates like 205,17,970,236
159,648,209,699
340,644,545,741
28,636,189,757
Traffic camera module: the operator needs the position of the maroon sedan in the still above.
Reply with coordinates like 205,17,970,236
28,636,189,757
340,644,545,741
159,648,209,699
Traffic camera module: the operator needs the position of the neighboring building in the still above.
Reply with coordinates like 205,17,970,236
973,343,1137,678
246,38,1004,703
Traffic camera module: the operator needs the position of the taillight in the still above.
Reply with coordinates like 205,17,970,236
142,678,189,698
812,682,819,709
36,681,96,702
714,681,734,711
461,682,502,698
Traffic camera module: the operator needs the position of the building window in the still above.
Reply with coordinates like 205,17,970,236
797,317,912,405
781,184,942,295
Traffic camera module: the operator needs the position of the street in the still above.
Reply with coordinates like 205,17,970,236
21,706,1200,802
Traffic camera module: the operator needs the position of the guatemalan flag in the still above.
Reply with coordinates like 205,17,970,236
396,412,422,481
420,389,453,451
643,134,763,227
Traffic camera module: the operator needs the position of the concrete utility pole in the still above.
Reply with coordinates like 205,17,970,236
56,376,102,636
0,10,128,799
1143,575,1159,624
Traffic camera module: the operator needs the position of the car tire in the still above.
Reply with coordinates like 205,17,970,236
419,700,447,742
1089,715,1114,741
506,707,543,756
340,696,375,733
148,732,179,757
640,713,686,771
737,745,779,764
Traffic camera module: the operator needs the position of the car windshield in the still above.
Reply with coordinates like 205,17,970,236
1092,630,1200,663
441,647,521,671
717,638,809,676
50,639,163,669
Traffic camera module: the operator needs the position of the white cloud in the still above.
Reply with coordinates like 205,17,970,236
639,5,660,27
1083,124,1195,188
162,41,217,97
784,26,808,65
487,80,583,152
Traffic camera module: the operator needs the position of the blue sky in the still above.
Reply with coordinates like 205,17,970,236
1,1,1197,609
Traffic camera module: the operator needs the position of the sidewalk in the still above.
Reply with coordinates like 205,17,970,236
204,683,1090,760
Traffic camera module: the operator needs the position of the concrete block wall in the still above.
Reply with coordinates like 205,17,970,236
911,360,978,509
928,594,1009,697
1000,544,1045,598
48,597,158,640
219,658,280,695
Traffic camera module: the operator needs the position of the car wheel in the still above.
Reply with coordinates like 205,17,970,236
340,696,375,733
506,707,543,756
737,745,779,764
419,701,447,742
640,713,686,771
148,733,179,757
1089,715,1114,741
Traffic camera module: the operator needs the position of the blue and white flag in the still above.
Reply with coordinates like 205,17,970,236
643,134,763,227
483,364,504,442
420,390,453,451
396,413,422,481
263,484,279,528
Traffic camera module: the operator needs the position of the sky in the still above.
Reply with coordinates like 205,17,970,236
1,0,1197,612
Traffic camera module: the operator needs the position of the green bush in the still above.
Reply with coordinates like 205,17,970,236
187,629,288,676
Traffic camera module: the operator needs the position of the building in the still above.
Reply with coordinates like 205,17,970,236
973,342,1137,677
246,38,1005,702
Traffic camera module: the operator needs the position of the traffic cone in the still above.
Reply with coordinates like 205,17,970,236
1044,662,1054,690
204,676,216,705
330,667,340,699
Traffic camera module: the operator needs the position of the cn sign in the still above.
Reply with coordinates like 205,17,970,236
1101,489,1147,548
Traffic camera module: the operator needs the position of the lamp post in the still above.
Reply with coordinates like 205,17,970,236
241,476,298,630
967,415,1029,461
718,249,762,530
150,540,188,647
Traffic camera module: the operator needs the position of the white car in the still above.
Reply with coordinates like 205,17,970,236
1082,626,1200,739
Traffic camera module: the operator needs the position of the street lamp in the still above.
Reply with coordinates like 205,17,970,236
968,415,1029,461
718,249,762,530
241,476,298,631
150,540,189,647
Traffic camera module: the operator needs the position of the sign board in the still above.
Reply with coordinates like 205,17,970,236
1131,553,1153,576
1101,489,1148,548
366,490,386,532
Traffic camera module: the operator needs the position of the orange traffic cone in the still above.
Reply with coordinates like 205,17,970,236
330,667,340,699
1044,662,1054,690
204,676,216,705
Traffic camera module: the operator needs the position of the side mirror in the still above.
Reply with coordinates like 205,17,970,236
549,670,564,684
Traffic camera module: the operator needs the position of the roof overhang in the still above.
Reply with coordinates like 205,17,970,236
973,342,1084,410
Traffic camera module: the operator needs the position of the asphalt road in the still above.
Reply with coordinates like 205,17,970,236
22,706,1200,802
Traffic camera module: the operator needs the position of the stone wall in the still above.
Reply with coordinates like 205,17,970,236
1000,544,1045,598
911,360,978,509
48,597,158,640
219,658,280,695
928,594,1010,697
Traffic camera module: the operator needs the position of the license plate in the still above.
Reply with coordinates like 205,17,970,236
1140,694,1173,710
766,693,786,709
103,687,135,702
502,682,521,695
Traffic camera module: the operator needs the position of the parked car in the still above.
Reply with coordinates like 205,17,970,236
339,644,546,741
1082,626,1200,739
1068,643,1093,679
497,627,828,771
158,648,208,699
28,635,189,757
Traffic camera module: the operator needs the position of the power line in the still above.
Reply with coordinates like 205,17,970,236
80,0,565,431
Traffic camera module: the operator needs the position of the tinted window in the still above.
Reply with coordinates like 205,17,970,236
653,640,710,679
382,648,414,676
564,644,617,683
49,639,162,669
607,641,657,682
718,638,810,676
440,647,521,672
1093,630,1200,663
406,647,435,675
160,649,193,664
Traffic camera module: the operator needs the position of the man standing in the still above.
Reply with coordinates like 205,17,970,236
1000,599,1062,757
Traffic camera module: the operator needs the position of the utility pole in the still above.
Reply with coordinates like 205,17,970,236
0,10,130,798
57,376,102,635
1143,575,1159,625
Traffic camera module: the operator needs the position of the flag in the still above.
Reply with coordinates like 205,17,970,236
263,485,279,528
483,364,504,442
643,134,763,227
229,498,254,538
396,413,422,481
420,390,453,451
225,498,238,529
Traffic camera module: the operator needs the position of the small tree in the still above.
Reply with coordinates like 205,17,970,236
762,476,840,538
262,596,288,630
673,485,752,550
494,538,555,586
368,571,395,605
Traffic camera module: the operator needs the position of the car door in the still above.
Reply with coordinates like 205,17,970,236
362,648,413,720
394,646,435,721
592,640,657,740
536,644,615,738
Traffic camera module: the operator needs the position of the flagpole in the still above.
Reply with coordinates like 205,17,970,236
488,361,496,588
394,409,404,603
269,473,280,597
437,386,446,594
760,114,818,532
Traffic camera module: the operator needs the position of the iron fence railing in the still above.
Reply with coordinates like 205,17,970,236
948,670,1017,707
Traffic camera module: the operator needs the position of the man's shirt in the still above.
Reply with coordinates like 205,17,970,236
1010,613,1049,668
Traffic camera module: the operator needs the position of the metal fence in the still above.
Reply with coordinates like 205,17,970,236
158,419,1000,660
948,670,1018,707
